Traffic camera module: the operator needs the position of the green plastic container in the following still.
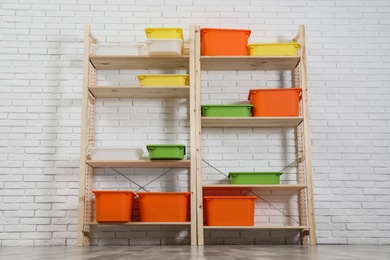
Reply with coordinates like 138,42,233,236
228,172,283,184
146,144,186,160
201,104,253,117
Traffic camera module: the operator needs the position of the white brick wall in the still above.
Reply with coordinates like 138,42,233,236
0,0,389,246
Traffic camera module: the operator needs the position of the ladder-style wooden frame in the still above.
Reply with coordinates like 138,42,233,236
77,24,316,246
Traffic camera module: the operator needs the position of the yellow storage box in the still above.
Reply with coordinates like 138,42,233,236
248,43,300,56
138,74,189,87
145,28,183,40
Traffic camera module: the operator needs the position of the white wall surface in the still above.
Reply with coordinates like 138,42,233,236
0,0,389,246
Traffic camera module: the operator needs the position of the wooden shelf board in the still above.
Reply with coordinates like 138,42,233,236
86,160,191,168
201,117,303,128
204,225,309,230
89,86,189,98
87,222,191,225
203,184,307,191
90,55,189,70
200,56,300,70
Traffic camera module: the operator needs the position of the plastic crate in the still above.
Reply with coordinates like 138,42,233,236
248,88,302,116
200,28,251,56
248,43,300,56
229,172,283,184
145,28,183,40
145,39,182,56
92,190,134,222
138,74,189,87
146,144,186,160
137,192,190,222
203,196,257,226
201,104,253,117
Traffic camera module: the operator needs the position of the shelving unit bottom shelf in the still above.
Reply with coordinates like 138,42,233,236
86,222,191,225
204,225,309,230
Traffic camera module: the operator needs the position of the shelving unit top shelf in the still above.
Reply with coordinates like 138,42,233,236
200,56,300,70
89,86,189,99
86,160,191,168
201,117,303,128
90,55,190,70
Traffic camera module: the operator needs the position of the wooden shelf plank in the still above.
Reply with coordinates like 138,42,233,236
86,160,191,168
203,184,307,191
201,117,303,128
200,56,300,70
87,222,191,225
90,55,189,70
89,86,190,98
204,225,309,230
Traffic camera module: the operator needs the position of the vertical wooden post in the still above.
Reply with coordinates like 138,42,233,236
193,25,204,246
299,25,317,245
77,24,91,246
189,25,198,246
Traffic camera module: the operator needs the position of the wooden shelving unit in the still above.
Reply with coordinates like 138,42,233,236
193,25,317,246
78,24,316,247
77,25,197,246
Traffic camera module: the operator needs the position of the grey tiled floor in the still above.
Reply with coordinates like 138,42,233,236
0,245,389,260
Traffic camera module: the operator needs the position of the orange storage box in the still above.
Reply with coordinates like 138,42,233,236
92,190,134,222
203,196,257,226
137,192,190,222
200,28,251,56
248,88,302,116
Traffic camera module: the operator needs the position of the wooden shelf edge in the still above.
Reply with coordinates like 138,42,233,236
202,184,307,191
200,56,300,70
86,159,191,168
201,117,303,128
89,55,190,70
89,86,190,99
204,225,309,230
86,222,191,225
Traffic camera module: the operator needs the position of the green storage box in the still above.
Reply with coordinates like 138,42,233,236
146,144,186,160
229,172,283,184
201,104,253,117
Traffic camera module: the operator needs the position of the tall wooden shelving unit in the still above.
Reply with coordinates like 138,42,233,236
193,25,316,245
77,25,198,246
78,24,316,246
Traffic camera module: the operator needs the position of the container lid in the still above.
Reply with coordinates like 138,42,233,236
228,172,283,177
248,88,302,100
92,190,134,194
136,192,190,196
144,28,183,40
248,42,300,47
201,104,253,108
146,144,186,154
138,74,189,78
145,39,183,43
201,28,251,35
203,196,257,200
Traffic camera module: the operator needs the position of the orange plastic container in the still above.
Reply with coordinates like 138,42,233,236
137,192,190,222
248,88,302,116
92,190,134,222
200,28,251,56
203,196,257,226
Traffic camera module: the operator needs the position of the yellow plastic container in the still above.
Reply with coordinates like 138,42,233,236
138,74,189,87
145,28,183,40
248,43,300,56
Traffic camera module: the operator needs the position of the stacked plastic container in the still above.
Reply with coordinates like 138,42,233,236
137,28,189,88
